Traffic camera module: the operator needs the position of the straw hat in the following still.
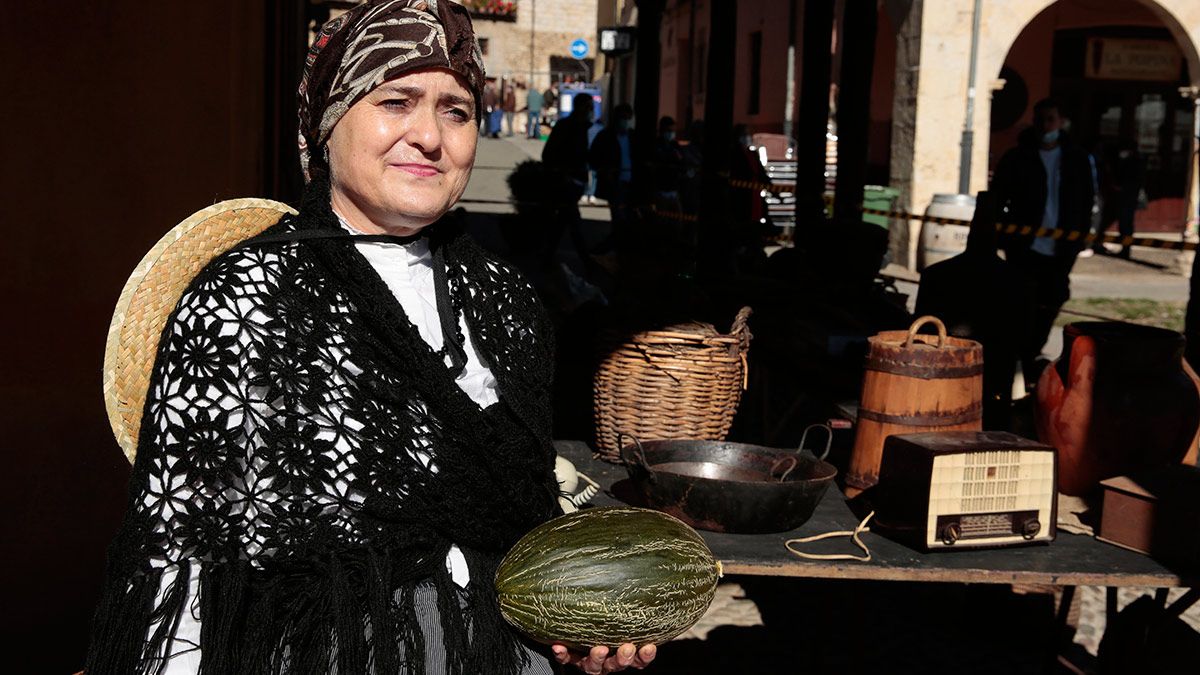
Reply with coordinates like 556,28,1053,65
102,198,297,463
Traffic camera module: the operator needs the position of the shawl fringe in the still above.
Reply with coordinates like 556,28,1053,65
87,548,532,674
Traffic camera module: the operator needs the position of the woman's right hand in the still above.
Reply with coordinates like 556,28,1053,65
551,643,657,674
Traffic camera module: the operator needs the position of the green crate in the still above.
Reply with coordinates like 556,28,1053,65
863,185,900,229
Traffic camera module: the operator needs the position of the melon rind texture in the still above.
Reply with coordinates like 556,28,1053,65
495,506,722,649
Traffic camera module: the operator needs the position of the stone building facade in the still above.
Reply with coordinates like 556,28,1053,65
888,0,1200,267
459,0,599,94
652,0,1200,269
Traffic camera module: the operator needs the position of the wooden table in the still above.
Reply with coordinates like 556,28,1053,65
555,440,1199,619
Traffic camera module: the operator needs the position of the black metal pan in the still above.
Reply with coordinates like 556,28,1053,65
619,426,838,533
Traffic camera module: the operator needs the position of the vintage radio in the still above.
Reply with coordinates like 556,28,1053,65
873,431,1057,551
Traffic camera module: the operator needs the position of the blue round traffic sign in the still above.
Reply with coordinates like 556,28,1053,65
570,39,590,60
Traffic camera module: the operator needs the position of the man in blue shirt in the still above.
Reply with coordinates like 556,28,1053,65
992,98,1094,376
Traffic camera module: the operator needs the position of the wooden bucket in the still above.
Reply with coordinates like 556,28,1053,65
846,316,983,497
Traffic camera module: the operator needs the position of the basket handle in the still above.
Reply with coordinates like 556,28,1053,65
798,423,833,461
904,315,947,350
730,306,753,389
729,306,753,347
770,456,799,483
617,432,656,483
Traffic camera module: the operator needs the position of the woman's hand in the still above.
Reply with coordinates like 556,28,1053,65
551,643,657,673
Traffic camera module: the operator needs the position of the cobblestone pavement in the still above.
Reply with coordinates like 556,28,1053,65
652,580,1199,673
1073,585,1200,654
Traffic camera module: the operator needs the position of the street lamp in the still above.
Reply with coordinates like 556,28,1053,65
958,0,983,195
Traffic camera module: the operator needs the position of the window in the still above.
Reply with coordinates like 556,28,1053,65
748,31,762,115
478,37,489,55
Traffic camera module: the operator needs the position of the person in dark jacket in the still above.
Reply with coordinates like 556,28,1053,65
652,116,684,212
1100,137,1143,259
916,191,1030,430
542,92,593,191
589,103,635,231
991,98,1094,376
541,93,595,269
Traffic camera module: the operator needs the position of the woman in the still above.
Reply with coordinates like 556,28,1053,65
86,2,655,673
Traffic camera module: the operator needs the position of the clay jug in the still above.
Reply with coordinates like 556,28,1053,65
1036,322,1200,496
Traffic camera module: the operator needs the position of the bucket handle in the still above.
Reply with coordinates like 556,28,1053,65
617,431,656,483
798,423,833,461
904,315,947,350
770,456,799,483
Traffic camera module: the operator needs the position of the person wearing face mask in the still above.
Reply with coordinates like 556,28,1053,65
992,97,1095,380
652,117,684,214
728,125,772,252
1099,138,1142,259
590,104,636,238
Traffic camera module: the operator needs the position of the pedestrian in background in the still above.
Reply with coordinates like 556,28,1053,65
542,93,596,268
729,124,770,234
543,92,593,196
916,191,1029,430
992,97,1094,378
728,124,771,273
590,103,635,239
1101,138,1143,259
652,116,684,215
526,85,544,139
502,82,517,137
483,77,499,138
543,83,559,124
584,111,604,205
1077,139,1104,259
679,120,705,216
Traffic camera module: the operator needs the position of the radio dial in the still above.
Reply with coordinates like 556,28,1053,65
941,522,961,545
1022,519,1042,540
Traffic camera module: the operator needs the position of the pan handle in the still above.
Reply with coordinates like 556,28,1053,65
770,456,799,483
617,432,656,483
798,424,833,461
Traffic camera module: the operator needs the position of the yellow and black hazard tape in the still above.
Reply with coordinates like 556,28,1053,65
648,205,700,222
726,177,797,194
456,190,1194,252
859,207,1198,252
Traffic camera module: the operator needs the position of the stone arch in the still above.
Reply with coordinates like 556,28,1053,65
1131,0,1200,88
984,0,1200,234
984,1,1200,91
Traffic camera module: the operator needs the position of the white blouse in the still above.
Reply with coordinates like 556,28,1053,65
151,215,500,672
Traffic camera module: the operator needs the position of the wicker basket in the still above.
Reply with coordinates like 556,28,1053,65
592,307,753,462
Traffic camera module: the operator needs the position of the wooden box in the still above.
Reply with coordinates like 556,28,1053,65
1097,466,1200,569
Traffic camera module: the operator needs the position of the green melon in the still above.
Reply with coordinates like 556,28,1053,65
495,506,723,649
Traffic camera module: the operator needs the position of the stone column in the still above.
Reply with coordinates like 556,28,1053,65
886,0,923,269
833,0,879,224
795,0,835,226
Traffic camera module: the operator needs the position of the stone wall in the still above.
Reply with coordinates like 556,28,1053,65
466,0,598,93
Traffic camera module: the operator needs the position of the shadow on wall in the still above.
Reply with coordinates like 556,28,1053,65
0,2,274,671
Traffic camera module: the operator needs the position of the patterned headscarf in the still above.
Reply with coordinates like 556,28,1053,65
298,0,486,179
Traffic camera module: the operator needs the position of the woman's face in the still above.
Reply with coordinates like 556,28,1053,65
327,69,478,235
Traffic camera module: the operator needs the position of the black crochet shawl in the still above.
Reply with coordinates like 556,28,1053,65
87,181,561,674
